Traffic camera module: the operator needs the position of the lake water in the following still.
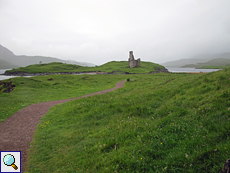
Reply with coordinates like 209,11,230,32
0,69,21,81
0,69,96,81
166,67,220,73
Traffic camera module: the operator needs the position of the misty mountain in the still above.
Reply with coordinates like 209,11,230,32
0,59,18,69
162,53,230,67
0,44,95,69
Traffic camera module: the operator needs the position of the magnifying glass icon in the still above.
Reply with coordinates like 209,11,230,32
3,154,18,170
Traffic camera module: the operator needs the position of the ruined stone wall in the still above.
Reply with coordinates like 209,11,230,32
128,51,141,68
136,58,141,67
129,60,136,68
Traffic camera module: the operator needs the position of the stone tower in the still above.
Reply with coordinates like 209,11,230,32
128,51,141,68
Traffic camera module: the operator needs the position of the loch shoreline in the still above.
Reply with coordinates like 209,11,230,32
1,68,169,76
0,67,220,81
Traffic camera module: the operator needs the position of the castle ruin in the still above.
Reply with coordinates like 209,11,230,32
128,51,140,68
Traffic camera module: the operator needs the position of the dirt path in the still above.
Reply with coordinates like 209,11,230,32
0,80,126,172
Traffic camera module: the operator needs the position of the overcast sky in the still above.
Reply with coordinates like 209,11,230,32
0,0,230,65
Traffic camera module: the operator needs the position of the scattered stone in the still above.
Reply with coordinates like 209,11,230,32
0,80,16,93
148,68,169,74
96,71,108,74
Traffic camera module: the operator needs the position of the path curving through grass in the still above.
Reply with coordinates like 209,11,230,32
0,80,126,173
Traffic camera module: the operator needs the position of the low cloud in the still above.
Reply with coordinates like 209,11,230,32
0,0,230,65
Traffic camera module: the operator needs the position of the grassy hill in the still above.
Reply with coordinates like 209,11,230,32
181,58,230,69
0,68,229,172
5,61,166,74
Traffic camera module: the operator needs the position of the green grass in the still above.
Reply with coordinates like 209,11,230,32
5,61,165,74
0,74,127,123
19,68,230,172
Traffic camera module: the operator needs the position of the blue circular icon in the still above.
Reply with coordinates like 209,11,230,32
3,154,15,166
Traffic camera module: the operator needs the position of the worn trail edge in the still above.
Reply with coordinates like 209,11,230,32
0,80,126,172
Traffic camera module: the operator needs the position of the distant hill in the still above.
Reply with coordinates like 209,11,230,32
0,59,18,69
162,53,230,67
0,44,95,69
181,58,230,68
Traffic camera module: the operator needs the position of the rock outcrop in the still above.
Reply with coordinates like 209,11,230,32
148,68,169,74
220,159,230,173
0,80,16,93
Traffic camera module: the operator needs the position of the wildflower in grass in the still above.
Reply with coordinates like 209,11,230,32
161,143,162,144
141,158,142,160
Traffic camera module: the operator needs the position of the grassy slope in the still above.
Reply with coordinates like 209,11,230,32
181,58,230,69
24,69,230,172
0,74,127,123
5,61,165,74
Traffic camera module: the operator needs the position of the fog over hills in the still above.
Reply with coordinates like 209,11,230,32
0,59,18,69
0,44,95,69
162,53,230,67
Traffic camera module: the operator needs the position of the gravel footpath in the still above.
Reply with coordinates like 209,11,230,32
0,80,126,172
